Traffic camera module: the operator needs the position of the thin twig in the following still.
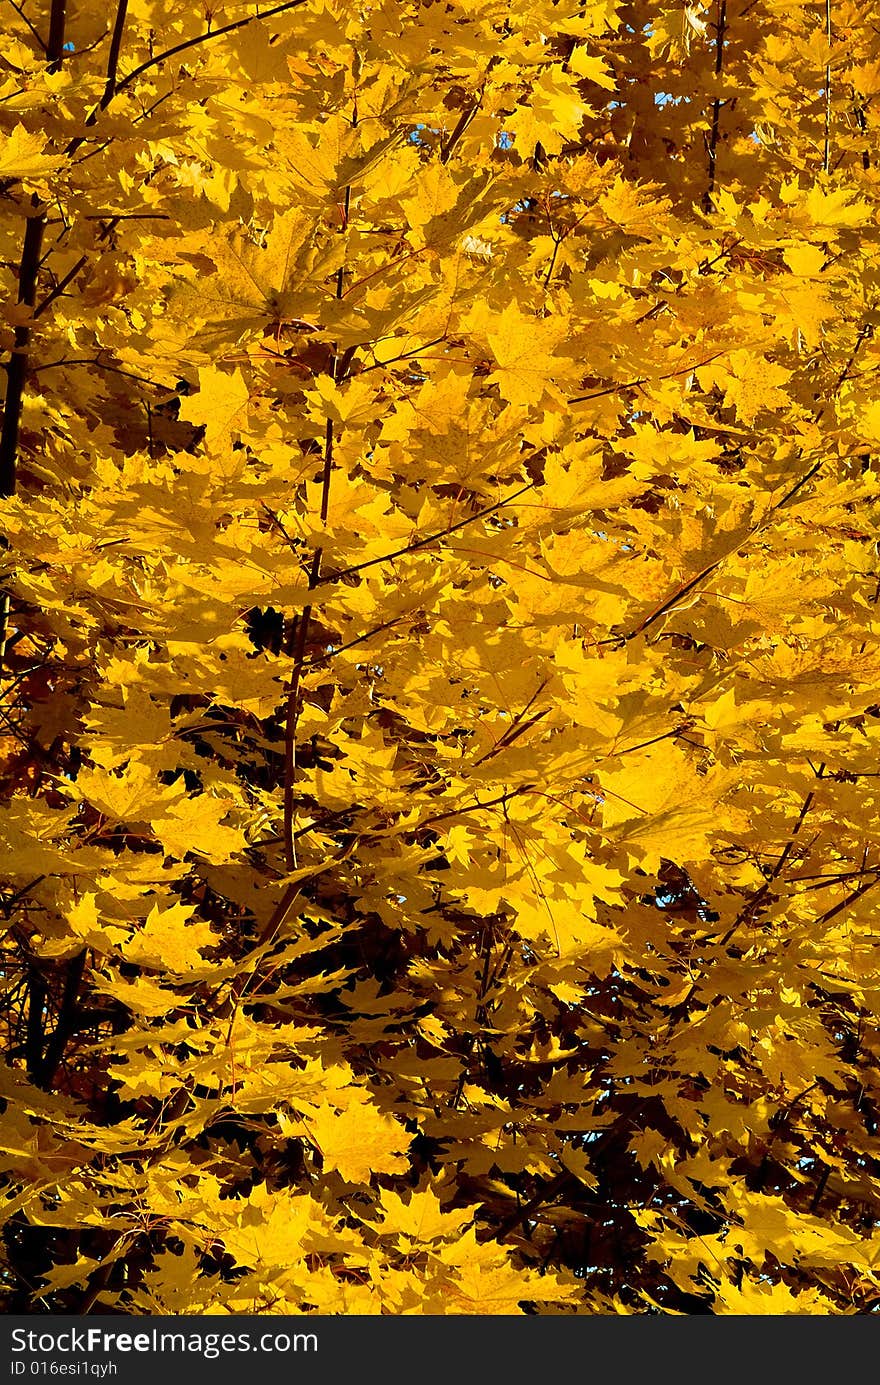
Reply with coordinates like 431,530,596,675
304,610,409,667
321,417,333,524
33,253,85,318
814,871,880,927
33,217,120,318
117,0,307,93
36,950,87,1089
322,480,536,585
282,551,321,871
441,97,482,165
5,0,47,51
24,969,47,1083
33,356,170,388
569,349,728,404
717,789,817,948
417,785,536,833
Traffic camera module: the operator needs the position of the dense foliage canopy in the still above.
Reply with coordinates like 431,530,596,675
3,0,880,1315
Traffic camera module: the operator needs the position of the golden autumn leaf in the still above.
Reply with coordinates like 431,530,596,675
70,763,181,823
0,124,65,179
599,742,730,870
178,365,250,450
306,1094,411,1183
485,303,568,407
152,794,248,864
374,1184,477,1243
122,901,215,973
219,1187,317,1269
507,67,590,158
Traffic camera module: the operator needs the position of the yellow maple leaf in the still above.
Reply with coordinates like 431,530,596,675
569,48,616,89
486,303,567,407
0,124,65,179
178,365,250,450
782,243,826,276
599,175,672,236
514,896,621,970
802,183,870,232
400,162,462,248
717,350,792,426
38,1248,127,1295
306,1093,410,1183
165,208,316,352
221,1187,317,1269
91,974,184,1019
375,1184,476,1243
600,742,729,870
71,763,181,822
507,67,589,157
713,1277,833,1315
447,1258,577,1313
861,398,880,443
153,794,247,865
122,901,215,974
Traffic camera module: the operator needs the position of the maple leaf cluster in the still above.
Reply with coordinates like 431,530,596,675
2,0,880,1316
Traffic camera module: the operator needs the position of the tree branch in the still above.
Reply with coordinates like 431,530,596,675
417,785,536,833
35,949,87,1089
702,0,728,213
304,610,409,667
5,0,47,52
282,550,321,871
0,199,46,496
46,0,66,71
34,216,120,319
101,0,129,109
24,968,46,1083
823,0,832,173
